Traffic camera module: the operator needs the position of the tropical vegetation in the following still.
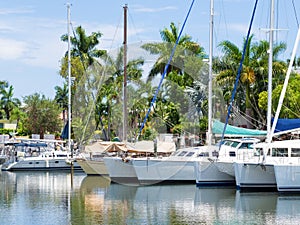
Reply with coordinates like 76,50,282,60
1,22,300,147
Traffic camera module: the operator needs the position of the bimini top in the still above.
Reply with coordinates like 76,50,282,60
212,120,267,137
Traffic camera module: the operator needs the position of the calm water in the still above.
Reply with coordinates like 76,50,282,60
1,171,300,225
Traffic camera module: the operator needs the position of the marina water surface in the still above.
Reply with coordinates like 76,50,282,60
0,171,300,225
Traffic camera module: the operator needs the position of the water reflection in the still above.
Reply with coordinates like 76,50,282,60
194,188,236,224
276,195,300,224
0,171,85,225
1,171,300,225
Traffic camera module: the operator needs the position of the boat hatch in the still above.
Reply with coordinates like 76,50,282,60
178,151,188,156
186,152,195,157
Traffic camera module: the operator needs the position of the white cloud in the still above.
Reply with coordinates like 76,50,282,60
132,5,177,13
0,7,34,15
0,38,27,59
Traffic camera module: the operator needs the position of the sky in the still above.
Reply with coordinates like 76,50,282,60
0,0,299,101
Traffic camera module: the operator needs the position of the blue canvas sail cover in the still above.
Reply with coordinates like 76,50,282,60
272,118,300,133
212,120,267,137
14,142,47,147
60,121,69,139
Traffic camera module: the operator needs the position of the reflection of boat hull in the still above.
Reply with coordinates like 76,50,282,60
77,159,108,175
2,171,85,192
274,164,300,192
195,160,235,186
132,158,195,185
135,184,196,202
235,191,278,212
234,162,276,190
194,187,236,205
1,158,82,171
80,175,111,192
103,157,139,184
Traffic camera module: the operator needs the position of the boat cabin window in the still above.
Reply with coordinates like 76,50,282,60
178,151,188,156
93,154,104,158
254,147,264,156
198,152,209,157
56,154,68,157
186,152,195,157
239,143,253,149
291,148,300,157
229,151,236,157
230,141,240,148
272,148,288,157
224,141,233,146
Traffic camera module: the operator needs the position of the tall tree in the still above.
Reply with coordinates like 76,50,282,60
96,47,144,140
61,26,106,68
141,22,206,86
60,26,107,144
54,83,68,123
215,35,286,128
23,93,61,139
0,85,21,120
141,22,207,135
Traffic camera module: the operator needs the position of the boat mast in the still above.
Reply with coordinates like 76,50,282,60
266,0,274,143
207,0,214,146
123,4,128,142
270,27,300,138
67,3,72,154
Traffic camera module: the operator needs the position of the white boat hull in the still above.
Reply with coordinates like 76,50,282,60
234,162,276,190
215,161,235,177
274,164,300,192
194,160,235,186
77,159,108,175
103,157,139,184
132,158,195,185
1,158,82,171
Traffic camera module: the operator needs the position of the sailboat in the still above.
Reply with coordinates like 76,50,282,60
233,0,277,190
1,4,83,172
194,0,236,186
194,1,260,187
102,4,180,185
102,5,139,183
265,28,300,192
234,0,300,191
131,0,230,186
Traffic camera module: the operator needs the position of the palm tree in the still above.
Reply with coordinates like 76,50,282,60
0,80,8,89
0,85,21,120
60,26,107,144
60,25,107,96
97,47,144,140
54,83,68,123
215,35,286,128
141,22,206,86
61,26,106,68
140,22,207,136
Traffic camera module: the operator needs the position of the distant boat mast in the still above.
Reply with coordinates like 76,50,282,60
207,0,214,146
67,3,72,154
123,4,128,142
266,0,274,143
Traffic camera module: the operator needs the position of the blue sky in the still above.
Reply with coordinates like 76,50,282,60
0,0,299,100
